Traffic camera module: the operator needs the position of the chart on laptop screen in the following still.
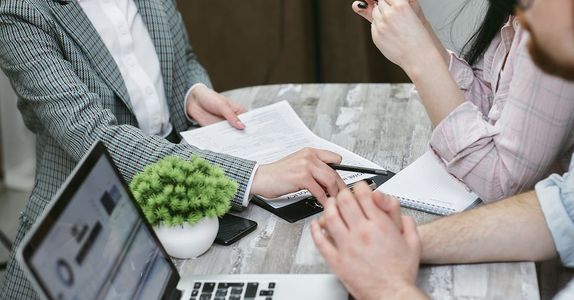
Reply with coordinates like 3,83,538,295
28,156,173,300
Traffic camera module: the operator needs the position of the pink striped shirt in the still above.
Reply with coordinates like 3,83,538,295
428,18,574,202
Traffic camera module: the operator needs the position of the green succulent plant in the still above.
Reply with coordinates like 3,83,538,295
129,156,237,227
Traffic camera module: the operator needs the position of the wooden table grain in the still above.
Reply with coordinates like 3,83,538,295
177,84,540,300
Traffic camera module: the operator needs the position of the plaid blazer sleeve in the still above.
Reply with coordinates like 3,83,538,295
0,1,255,209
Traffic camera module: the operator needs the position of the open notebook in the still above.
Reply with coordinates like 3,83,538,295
377,152,482,215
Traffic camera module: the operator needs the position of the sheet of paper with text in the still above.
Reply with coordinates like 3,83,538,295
181,101,383,209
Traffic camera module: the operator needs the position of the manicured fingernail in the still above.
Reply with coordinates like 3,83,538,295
236,120,245,128
357,1,368,9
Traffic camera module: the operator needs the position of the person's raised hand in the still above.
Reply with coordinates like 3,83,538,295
352,0,378,22
186,84,247,129
311,182,422,300
250,148,347,204
370,0,437,71
353,0,426,23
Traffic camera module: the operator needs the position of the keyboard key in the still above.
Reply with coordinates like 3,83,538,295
218,282,244,289
202,282,216,293
245,282,259,298
260,290,274,296
189,298,196,300
266,298,273,300
268,282,276,289
230,287,243,295
199,295,211,300
215,289,227,297
193,282,202,289
214,298,225,300
229,297,241,300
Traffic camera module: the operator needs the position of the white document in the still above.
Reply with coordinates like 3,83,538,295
377,152,480,215
181,101,383,209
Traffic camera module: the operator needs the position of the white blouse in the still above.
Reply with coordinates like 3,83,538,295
78,0,172,137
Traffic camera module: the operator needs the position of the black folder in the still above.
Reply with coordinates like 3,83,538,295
252,172,396,223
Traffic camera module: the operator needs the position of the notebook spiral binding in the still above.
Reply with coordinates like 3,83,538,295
396,196,456,216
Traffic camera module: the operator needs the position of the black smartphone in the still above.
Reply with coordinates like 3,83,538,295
214,214,257,246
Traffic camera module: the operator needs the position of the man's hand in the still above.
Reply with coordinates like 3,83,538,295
250,148,347,204
312,182,425,300
186,84,247,129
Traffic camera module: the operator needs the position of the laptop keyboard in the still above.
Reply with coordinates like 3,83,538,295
190,281,277,300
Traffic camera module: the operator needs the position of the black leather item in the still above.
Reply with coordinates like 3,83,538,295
252,173,396,223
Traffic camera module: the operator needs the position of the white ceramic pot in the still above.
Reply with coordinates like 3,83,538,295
154,217,219,259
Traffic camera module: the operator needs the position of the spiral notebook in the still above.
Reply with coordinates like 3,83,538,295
377,152,482,216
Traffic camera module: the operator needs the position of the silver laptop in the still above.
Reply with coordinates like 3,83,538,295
17,141,348,300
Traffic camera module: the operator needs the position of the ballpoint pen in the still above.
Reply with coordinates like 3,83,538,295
328,163,388,176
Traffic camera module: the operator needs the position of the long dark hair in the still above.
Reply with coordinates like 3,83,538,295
461,0,517,66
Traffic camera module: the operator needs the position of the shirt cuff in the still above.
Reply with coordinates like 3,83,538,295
242,163,259,206
184,83,209,123
429,101,498,163
536,170,574,267
447,50,474,91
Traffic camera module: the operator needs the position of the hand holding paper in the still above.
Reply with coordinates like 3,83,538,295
186,84,247,129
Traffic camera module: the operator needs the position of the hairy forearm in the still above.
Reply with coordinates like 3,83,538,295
419,191,557,264
368,282,429,300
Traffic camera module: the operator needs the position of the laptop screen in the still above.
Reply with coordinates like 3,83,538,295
20,143,179,300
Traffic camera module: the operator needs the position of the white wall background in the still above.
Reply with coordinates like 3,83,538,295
420,0,487,54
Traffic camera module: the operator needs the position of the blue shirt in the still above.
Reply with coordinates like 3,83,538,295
535,155,574,300
535,155,574,267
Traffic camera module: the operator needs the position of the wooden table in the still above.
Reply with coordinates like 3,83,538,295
177,83,540,299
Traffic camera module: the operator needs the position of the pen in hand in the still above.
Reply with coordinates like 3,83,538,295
328,163,388,176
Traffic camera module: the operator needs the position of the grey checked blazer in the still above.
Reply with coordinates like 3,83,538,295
0,0,256,298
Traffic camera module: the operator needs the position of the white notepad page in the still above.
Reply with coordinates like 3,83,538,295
377,152,480,215
181,101,384,209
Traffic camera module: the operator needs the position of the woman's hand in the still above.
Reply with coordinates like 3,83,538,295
250,148,347,204
369,0,438,71
352,0,462,126
352,0,450,67
186,85,247,129
352,0,378,22
352,0,426,24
